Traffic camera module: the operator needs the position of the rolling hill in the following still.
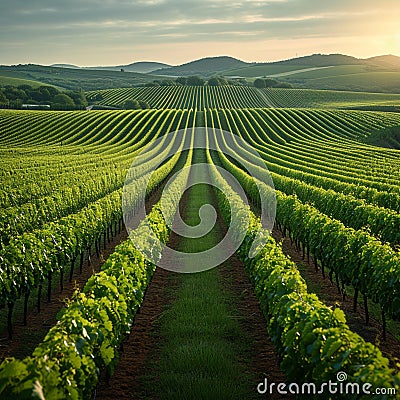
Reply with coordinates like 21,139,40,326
365,55,400,68
51,63,80,69
223,54,400,93
0,64,160,91
119,62,170,73
225,54,400,76
153,56,251,77
0,75,56,88
272,53,364,67
289,71,400,93
3,53,400,93
52,61,171,74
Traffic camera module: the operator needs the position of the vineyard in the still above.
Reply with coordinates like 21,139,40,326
86,86,400,111
0,97,400,399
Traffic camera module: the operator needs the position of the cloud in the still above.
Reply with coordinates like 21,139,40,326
0,0,399,64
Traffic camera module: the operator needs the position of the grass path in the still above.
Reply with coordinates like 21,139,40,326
96,149,289,399
146,150,255,399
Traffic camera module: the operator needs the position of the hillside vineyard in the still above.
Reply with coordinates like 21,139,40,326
86,86,400,110
0,93,400,399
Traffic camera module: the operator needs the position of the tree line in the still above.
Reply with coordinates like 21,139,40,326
143,76,293,88
121,99,150,110
253,78,293,89
0,85,88,110
145,76,248,87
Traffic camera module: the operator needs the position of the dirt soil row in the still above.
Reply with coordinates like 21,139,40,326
95,182,291,399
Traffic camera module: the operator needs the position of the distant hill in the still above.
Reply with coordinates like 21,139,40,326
49,53,400,78
226,54,400,77
272,54,364,67
224,54,364,76
365,55,400,68
51,61,171,73
153,56,250,77
277,53,399,69
84,61,171,73
121,62,171,73
4,52,400,93
0,75,57,88
51,63,80,69
51,57,247,76
222,53,400,93
0,64,158,91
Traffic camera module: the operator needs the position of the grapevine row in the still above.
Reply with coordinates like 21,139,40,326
210,109,400,247
0,130,188,338
211,128,400,324
85,86,400,111
205,136,400,393
0,135,194,399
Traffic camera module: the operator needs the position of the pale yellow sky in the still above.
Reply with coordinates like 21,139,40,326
0,0,399,65
123,35,400,66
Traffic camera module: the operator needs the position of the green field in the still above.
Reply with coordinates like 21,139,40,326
262,87,400,110
0,64,160,91
87,85,400,110
224,64,320,77
295,71,400,93
0,75,51,88
227,64,370,79
1,59,399,95
282,64,371,79
0,86,400,399
225,63,400,93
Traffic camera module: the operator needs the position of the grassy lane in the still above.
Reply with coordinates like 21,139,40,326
145,150,256,399
97,149,289,399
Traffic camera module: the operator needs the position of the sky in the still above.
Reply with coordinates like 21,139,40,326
0,0,399,66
